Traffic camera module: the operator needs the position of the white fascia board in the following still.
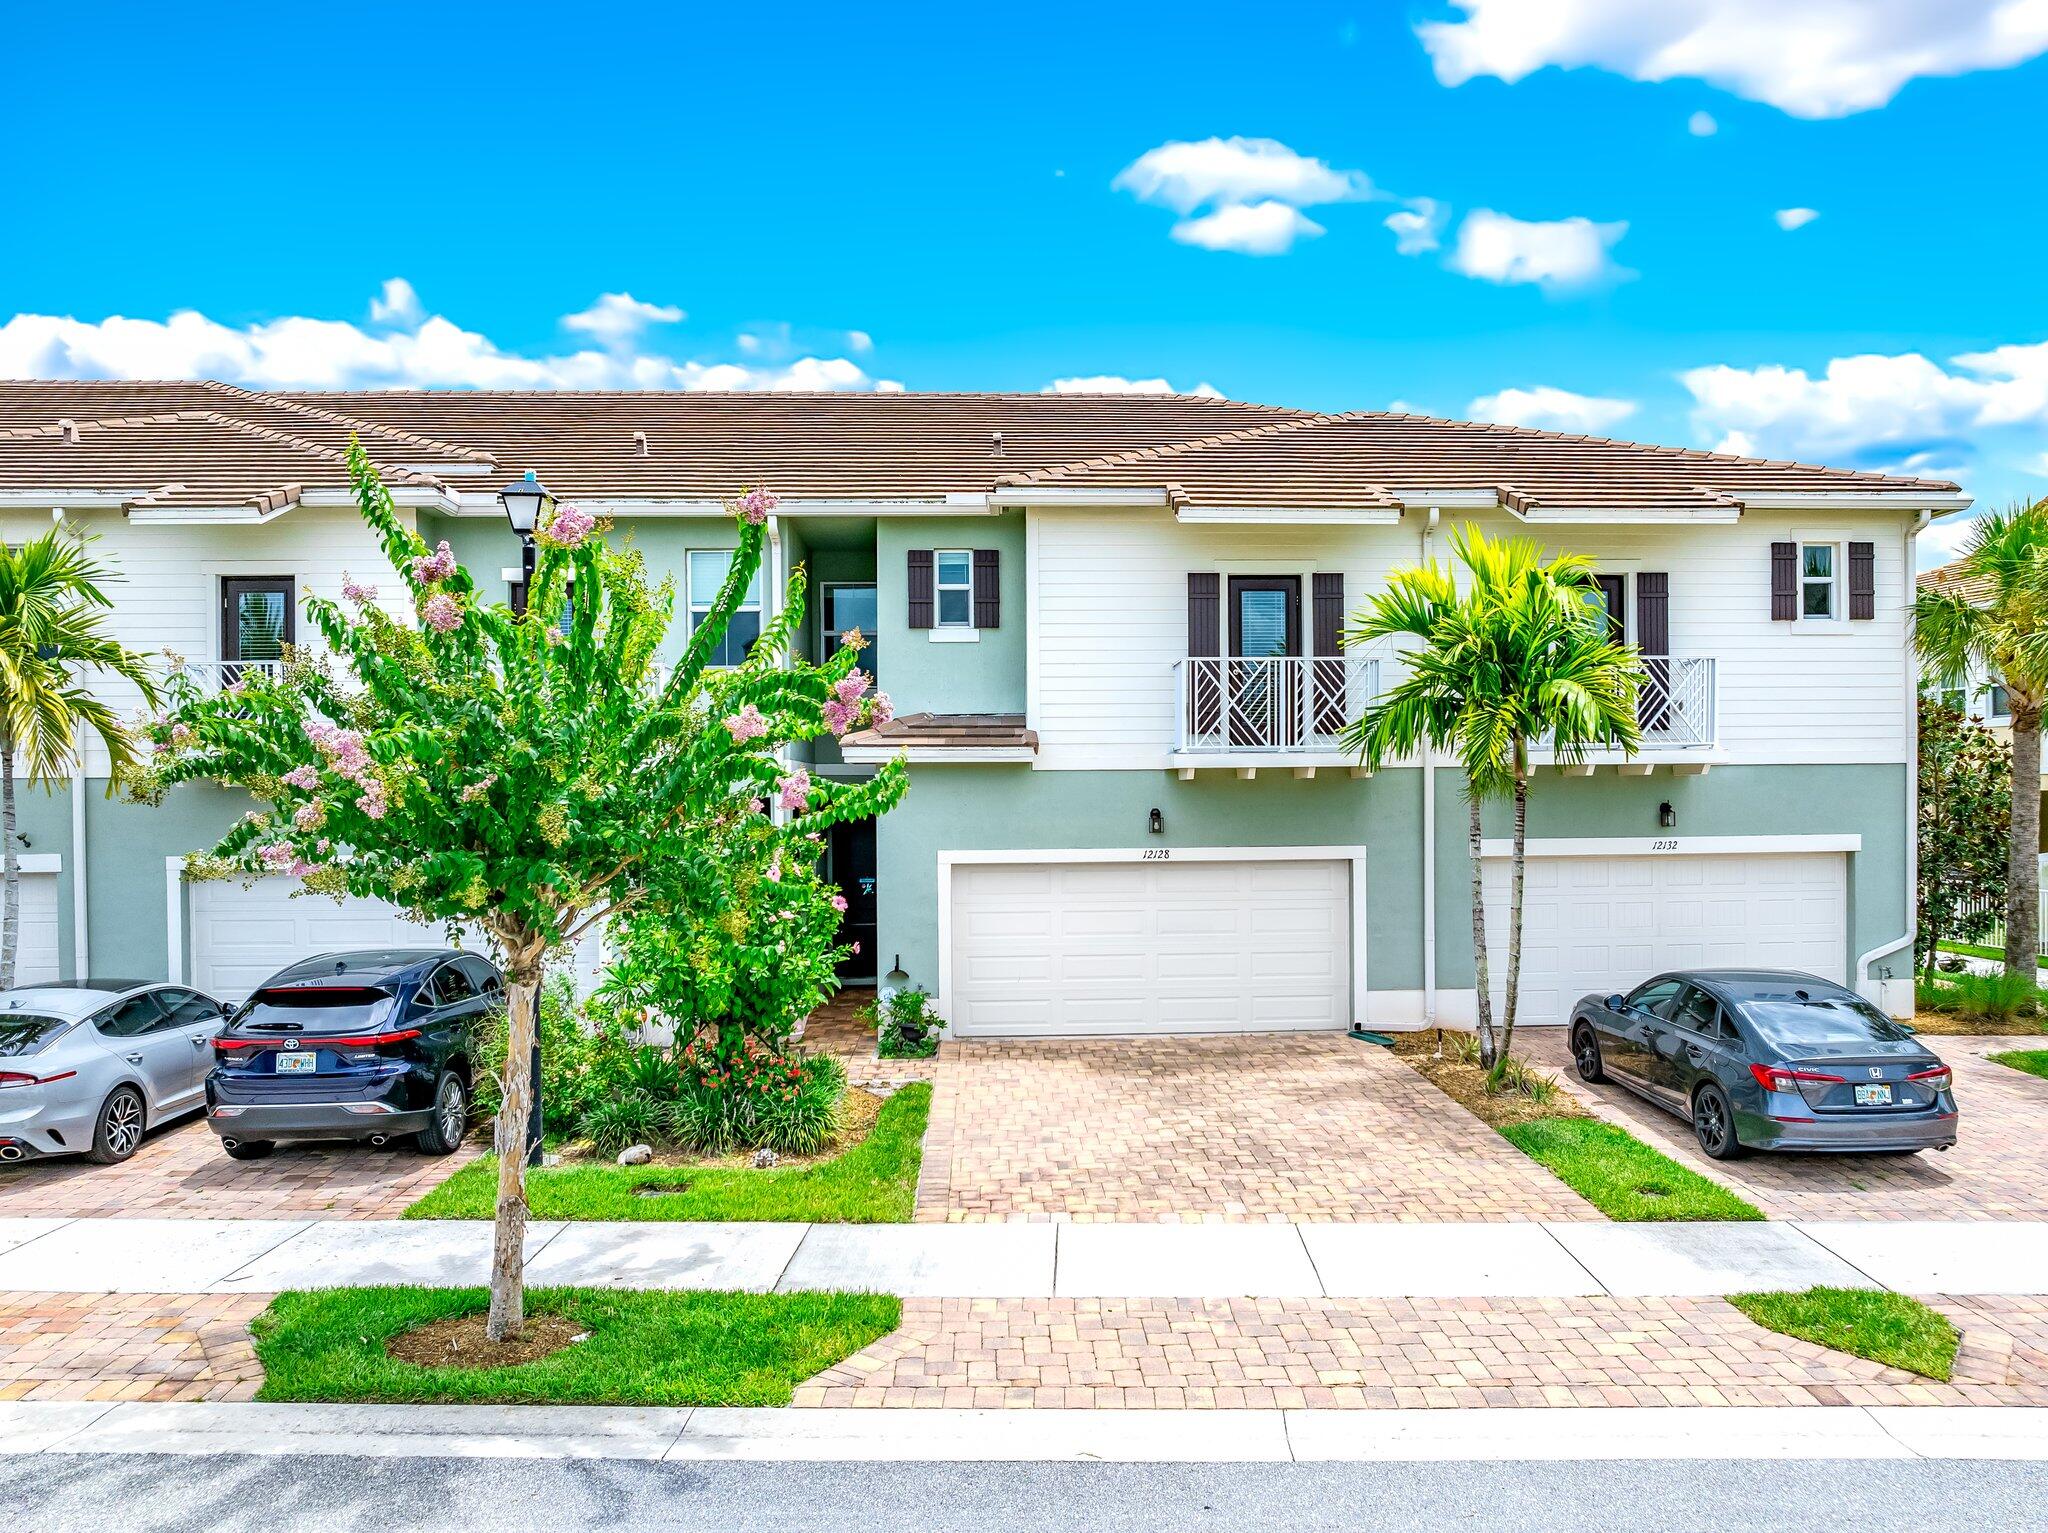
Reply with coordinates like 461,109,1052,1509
1391,489,1499,510
989,486,1171,508
127,502,300,525
0,490,149,509
839,745,1033,765
1174,506,1403,525
300,487,457,512
1167,751,1365,771
1508,506,1744,524
448,494,989,518
1480,833,1862,858
1735,491,1975,512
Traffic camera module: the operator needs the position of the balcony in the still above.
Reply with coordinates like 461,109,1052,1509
1173,655,1381,756
1635,656,1716,749
172,660,283,695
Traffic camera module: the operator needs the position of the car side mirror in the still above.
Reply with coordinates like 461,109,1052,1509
1604,993,1627,1012
219,1000,234,1016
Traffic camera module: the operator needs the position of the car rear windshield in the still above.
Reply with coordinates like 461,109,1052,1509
0,1015,71,1057
1739,993,1915,1048
233,988,396,1035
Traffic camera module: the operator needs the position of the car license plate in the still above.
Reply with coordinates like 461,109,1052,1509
1854,1083,1892,1106
275,1052,317,1074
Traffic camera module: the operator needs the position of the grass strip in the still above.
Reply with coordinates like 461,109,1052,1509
407,1081,929,1223
1989,1048,2048,1082
1499,1117,1765,1222
1727,1287,1959,1381
252,1286,899,1406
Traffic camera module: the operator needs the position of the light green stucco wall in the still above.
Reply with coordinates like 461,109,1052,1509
875,514,1026,716
82,781,257,979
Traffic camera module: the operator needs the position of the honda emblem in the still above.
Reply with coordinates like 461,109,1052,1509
1868,1066,1881,1079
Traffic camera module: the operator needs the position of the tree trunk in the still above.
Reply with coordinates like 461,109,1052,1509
1498,772,1528,1073
2008,706,2042,978
1,739,18,993
1467,782,1496,1069
486,935,546,1342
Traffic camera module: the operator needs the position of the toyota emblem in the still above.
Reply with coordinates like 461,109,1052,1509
284,1038,300,1050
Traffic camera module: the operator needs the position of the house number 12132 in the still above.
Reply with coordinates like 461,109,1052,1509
1649,839,1679,851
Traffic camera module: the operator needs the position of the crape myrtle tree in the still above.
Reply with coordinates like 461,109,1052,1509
1341,526,1641,1076
137,442,906,1340
1915,692,2010,975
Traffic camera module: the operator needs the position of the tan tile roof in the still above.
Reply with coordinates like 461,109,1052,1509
841,712,1037,752
1918,560,1995,606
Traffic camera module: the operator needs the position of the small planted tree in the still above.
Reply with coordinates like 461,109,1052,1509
139,443,905,1339
1342,526,1640,1074
1916,692,2010,975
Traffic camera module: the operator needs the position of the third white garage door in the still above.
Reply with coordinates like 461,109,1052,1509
947,858,1352,1037
1482,851,1848,1026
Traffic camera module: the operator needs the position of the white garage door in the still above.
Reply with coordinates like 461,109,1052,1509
188,877,446,1002
948,858,1351,1037
7,873,61,988
1482,851,1848,1026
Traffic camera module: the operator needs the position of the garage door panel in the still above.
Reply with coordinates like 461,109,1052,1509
7,874,61,989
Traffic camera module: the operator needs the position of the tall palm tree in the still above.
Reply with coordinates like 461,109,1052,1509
1342,526,1642,1073
0,529,159,987
1914,500,2048,974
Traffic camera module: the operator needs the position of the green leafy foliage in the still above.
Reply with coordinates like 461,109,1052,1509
1916,968,2045,1024
1916,693,2010,973
862,986,947,1059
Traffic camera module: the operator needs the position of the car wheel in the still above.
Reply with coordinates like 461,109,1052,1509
223,1139,275,1162
1571,1023,1606,1083
415,1072,468,1156
86,1086,146,1164
1692,1084,1747,1161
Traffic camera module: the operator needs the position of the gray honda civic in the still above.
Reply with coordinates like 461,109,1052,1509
1569,969,1958,1160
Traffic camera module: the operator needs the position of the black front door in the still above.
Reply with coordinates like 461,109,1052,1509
827,819,877,981
1227,576,1301,746
221,577,295,685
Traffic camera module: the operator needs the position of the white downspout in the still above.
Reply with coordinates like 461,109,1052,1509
1421,506,1440,1028
1854,508,1931,1016
766,513,790,828
70,729,88,979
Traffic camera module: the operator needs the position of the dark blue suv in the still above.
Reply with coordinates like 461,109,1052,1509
205,949,502,1161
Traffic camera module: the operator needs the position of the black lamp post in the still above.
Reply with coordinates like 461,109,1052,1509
497,469,556,1165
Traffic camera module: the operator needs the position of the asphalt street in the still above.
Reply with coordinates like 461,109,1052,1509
3,1453,2044,1532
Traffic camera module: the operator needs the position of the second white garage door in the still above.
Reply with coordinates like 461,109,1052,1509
188,877,447,1002
947,858,1352,1037
1481,851,1848,1026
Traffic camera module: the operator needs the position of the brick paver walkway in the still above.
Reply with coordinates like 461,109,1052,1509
1526,1031,2048,1221
917,1036,1596,1223
794,1294,2048,1409
0,1291,267,1402
0,1118,480,1220
800,989,937,1094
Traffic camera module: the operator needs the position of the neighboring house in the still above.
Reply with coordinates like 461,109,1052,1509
0,381,1966,1025
1916,559,2046,856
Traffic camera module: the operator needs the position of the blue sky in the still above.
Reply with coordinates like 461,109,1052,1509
4,1,2044,561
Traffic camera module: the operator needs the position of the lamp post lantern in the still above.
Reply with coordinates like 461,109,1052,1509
496,469,556,1164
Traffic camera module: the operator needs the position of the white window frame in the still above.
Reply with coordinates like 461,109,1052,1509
1989,682,2012,722
686,548,763,666
1798,540,1840,622
933,548,975,631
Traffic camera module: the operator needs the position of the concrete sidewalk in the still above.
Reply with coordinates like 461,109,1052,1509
3,1398,2047,1462
2,1215,2046,1298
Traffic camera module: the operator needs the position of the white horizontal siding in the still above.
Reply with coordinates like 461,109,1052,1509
1028,508,1913,769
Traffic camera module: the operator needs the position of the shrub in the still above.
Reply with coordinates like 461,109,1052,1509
862,987,947,1059
1918,968,2044,1023
581,1094,659,1156
665,1049,845,1155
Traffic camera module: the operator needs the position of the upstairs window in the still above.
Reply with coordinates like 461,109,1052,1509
1800,543,1836,619
822,583,878,681
934,550,974,628
687,550,763,666
1990,684,2012,722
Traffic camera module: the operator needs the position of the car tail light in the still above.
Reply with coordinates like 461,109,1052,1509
0,1069,75,1088
1749,1063,1846,1093
1907,1065,1953,1092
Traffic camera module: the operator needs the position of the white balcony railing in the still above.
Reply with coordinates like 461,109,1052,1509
1174,655,1380,754
1636,655,1716,749
170,660,284,695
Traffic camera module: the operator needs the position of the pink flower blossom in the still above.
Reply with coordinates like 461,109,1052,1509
289,859,315,878
775,768,812,812
306,723,372,781
833,670,870,707
357,779,389,820
735,487,779,525
170,723,193,746
412,541,457,584
748,797,766,815
340,574,377,604
820,699,856,736
255,843,296,873
849,941,861,956
724,704,768,742
422,592,462,634
830,894,849,913
292,801,324,831
539,503,596,549
868,691,894,727
281,765,319,791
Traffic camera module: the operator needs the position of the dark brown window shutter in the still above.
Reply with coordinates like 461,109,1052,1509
1848,541,1875,620
1637,572,1670,730
972,549,1000,628
1311,572,1345,734
1187,573,1221,739
907,549,934,630
1770,542,1797,621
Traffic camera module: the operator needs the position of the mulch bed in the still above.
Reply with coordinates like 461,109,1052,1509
386,1312,586,1370
1906,1012,2048,1037
555,1086,885,1171
1391,1028,1586,1130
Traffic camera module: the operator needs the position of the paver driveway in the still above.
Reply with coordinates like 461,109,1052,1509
917,1035,1595,1223
0,1118,478,1221
1526,1031,2048,1221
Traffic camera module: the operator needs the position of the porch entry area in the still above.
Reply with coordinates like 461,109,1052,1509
941,849,1362,1038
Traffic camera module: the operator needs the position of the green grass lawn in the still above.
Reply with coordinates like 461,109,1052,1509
1938,941,2048,970
1728,1287,1959,1381
252,1286,899,1406
1500,1118,1764,1221
408,1081,929,1223
1989,1048,2048,1082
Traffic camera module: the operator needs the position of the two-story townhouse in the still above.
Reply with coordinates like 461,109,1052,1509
0,382,1964,1028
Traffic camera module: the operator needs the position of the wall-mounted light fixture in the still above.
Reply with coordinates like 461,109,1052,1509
1148,807,1165,835
1658,801,1676,830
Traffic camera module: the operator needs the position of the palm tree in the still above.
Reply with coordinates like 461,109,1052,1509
0,529,159,987
1914,501,2048,975
1342,526,1641,1074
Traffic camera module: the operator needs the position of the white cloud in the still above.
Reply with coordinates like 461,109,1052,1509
1171,201,1326,256
560,292,685,346
368,277,424,328
1417,0,2048,119
0,288,899,393
1687,110,1719,135
1467,385,1638,432
1114,136,1372,215
1045,375,1225,398
1775,206,1820,230
1384,197,1448,255
846,330,874,354
1920,511,1983,568
1446,209,1630,291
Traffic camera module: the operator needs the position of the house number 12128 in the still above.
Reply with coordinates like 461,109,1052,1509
1140,849,1171,860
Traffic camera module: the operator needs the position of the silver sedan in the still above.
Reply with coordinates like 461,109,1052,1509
0,981,231,1164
